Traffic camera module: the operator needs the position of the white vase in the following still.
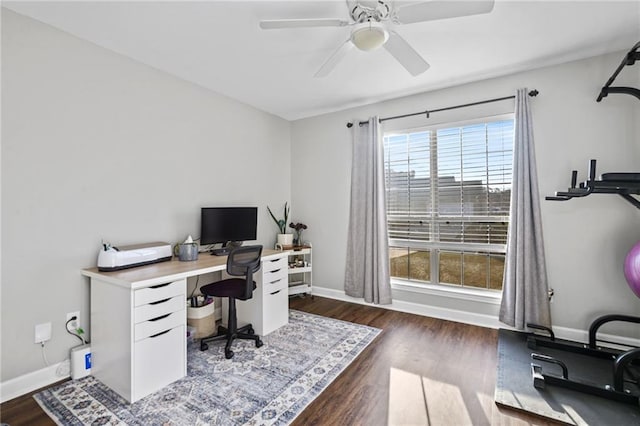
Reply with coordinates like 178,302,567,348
277,233,293,246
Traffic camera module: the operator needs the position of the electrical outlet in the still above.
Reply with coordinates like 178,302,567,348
66,311,80,331
35,322,52,344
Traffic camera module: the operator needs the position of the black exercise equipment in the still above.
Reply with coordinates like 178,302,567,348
532,40,640,411
527,315,640,406
597,41,640,102
546,159,640,209
548,42,640,209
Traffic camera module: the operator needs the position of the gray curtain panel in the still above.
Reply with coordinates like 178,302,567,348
344,117,392,305
499,88,552,329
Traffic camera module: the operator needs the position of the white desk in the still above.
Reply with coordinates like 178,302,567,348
81,249,288,403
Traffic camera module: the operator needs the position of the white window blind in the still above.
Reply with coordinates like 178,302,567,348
384,117,514,290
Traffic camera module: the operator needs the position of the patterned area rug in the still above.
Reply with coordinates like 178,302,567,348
34,310,380,425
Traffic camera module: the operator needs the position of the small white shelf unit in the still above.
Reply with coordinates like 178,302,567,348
287,245,312,297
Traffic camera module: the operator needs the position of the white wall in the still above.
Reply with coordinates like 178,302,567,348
291,51,640,336
1,9,290,382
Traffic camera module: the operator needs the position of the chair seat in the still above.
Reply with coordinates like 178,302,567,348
201,278,256,300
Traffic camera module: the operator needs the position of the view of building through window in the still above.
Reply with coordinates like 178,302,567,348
384,117,514,291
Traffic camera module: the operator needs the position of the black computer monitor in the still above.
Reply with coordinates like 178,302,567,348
200,207,258,250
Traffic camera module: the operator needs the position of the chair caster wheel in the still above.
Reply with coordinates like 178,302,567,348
256,339,263,348
200,342,208,351
225,350,234,359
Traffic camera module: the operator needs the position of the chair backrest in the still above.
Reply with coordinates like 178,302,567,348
226,245,263,300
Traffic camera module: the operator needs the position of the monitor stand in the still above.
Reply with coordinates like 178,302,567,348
210,247,229,256
209,241,243,256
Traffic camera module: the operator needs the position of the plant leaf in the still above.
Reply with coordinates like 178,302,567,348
267,206,280,230
268,203,291,233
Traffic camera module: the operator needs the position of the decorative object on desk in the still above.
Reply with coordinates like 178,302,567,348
34,310,380,425
176,235,199,261
289,222,307,246
276,233,293,247
267,202,293,246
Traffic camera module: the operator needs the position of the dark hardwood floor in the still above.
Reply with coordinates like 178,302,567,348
1,296,555,425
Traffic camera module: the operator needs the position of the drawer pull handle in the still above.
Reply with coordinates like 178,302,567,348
270,279,282,284
270,259,280,262
149,298,170,305
270,290,281,295
149,283,170,289
149,329,171,338
149,313,170,322
270,268,281,274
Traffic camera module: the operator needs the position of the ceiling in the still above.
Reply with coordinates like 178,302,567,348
4,1,640,121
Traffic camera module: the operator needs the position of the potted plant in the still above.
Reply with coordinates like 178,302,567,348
267,202,292,247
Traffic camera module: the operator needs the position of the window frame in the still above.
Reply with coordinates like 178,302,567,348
384,113,514,298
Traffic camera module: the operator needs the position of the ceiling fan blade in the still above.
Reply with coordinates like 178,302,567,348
314,39,354,78
259,19,349,30
383,31,430,76
396,0,495,24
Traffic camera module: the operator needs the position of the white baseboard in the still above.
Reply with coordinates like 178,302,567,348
0,361,70,403
552,325,640,347
311,286,504,329
311,286,640,346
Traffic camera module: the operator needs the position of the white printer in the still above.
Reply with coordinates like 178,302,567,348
97,241,173,271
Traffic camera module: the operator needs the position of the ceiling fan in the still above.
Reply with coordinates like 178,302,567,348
259,0,495,77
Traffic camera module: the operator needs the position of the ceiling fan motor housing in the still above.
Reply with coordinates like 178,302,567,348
348,0,392,23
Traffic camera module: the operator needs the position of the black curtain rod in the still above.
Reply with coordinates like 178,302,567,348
346,89,539,128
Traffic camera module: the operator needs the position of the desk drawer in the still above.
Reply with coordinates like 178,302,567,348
263,256,287,273
134,324,185,401
263,262,287,283
134,295,184,323
264,275,287,293
134,280,185,306
134,309,185,341
262,285,288,335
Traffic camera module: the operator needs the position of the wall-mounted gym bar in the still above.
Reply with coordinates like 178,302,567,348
546,159,640,209
549,42,640,209
596,41,640,102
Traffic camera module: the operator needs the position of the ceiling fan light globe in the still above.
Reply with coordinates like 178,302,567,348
351,25,389,51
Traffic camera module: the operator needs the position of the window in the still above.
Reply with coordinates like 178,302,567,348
384,117,514,291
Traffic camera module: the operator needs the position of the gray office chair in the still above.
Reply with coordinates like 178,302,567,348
199,245,263,359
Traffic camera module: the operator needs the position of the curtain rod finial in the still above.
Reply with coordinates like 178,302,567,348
346,122,353,128
529,89,539,97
